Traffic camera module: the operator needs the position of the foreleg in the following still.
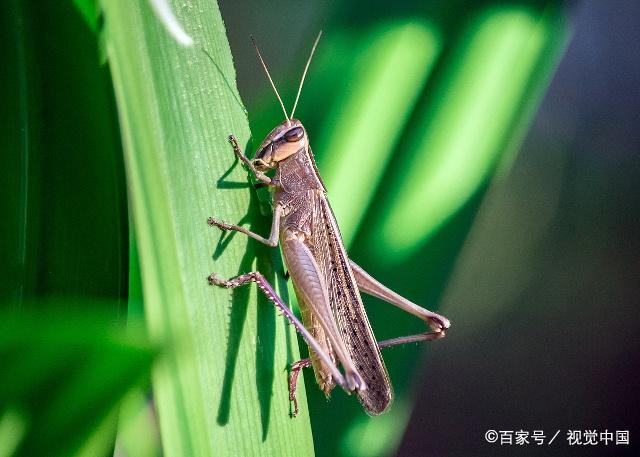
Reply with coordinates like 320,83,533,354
228,134,272,184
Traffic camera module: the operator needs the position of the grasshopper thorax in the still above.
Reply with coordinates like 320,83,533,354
253,119,308,171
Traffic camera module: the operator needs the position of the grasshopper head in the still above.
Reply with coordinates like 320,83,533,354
250,32,321,172
253,119,307,171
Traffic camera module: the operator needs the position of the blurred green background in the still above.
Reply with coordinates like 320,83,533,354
2,0,638,456
1,1,157,456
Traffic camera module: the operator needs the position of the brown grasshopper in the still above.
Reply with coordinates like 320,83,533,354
208,32,450,416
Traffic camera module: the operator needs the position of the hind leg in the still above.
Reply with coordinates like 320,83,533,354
288,330,445,416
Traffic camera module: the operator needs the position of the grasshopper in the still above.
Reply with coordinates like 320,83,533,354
208,32,450,416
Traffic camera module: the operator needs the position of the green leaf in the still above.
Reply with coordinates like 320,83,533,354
100,0,315,455
0,0,128,313
0,310,157,457
315,20,443,246
370,5,569,260
72,0,99,33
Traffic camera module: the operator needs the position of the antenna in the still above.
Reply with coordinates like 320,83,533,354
290,30,322,119
251,36,290,122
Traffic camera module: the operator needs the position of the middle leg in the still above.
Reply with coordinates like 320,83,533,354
208,204,283,247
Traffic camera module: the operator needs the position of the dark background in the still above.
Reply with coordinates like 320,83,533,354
399,2,640,456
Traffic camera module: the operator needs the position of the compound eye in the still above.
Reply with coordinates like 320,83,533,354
284,126,304,142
